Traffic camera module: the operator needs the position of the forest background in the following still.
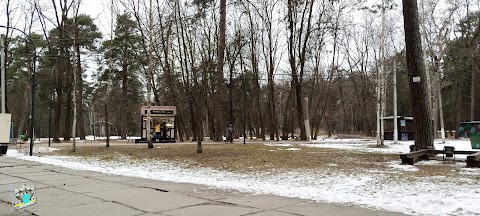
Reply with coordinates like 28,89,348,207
0,0,479,144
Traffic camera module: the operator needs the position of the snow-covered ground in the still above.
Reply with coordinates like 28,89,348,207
5,139,480,216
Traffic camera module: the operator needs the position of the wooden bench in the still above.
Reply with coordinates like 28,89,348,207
434,150,478,155
400,150,430,165
466,152,480,168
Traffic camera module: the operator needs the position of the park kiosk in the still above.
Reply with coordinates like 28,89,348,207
383,116,415,140
135,106,176,143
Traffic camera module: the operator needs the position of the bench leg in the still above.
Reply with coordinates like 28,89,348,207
401,158,414,165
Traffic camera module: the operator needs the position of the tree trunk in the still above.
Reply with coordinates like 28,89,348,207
282,89,294,139
105,104,110,147
146,0,154,148
177,114,185,142
63,61,73,142
402,0,434,150
75,41,86,140
213,0,227,142
17,84,30,140
121,56,128,139
72,22,78,152
53,72,64,143
267,73,276,140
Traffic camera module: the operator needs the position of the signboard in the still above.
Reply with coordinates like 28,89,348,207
413,76,421,83
401,133,408,141
11,183,37,210
400,120,406,127
151,110,174,115
141,106,176,116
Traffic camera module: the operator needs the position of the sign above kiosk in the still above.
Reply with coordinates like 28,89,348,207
141,106,176,116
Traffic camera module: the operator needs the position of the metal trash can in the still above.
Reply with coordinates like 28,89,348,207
0,144,8,156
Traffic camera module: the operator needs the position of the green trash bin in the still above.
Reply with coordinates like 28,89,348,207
458,122,480,149
471,134,480,149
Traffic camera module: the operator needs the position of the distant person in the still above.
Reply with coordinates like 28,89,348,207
161,121,167,139
155,122,161,140
226,124,234,143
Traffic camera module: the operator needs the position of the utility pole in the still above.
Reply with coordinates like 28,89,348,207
243,69,246,144
1,34,5,113
105,104,109,147
29,49,36,156
393,59,398,143
48,66,55,147
439,85,446,143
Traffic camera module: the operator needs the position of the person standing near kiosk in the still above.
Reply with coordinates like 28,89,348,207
155,122,161,141
161,121,167,139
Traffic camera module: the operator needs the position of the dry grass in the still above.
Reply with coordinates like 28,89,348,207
45,143,474,179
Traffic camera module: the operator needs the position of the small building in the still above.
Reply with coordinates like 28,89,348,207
383,116,414,140
135,106,176,143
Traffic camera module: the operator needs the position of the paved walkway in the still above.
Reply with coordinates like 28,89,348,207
0,156,407,216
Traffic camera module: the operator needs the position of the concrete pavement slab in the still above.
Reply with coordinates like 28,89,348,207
86,187,207,212
0,182,49,194
29,201,144,216
277,201,407,216
89,175,150,182
0,174,27,186
135,213,163,216
0,201,33,216
53,169,111,177
219,194,307,210
9,172,82,182
121,179,209,192
161,202,259,216
14,187,100,208
0,158,40,166
245,210,302,216
181,187,250,201
61,181,134,193
42,177,105,187
0,166,52,174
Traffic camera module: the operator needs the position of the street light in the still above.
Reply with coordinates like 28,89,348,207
48,66,55,147
0,25,37,156
243,69,246,145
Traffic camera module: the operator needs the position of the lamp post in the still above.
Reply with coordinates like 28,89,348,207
48,66,55,147
243,69,246,145
29,48,36,156
1,34,5,113
0,25,36,156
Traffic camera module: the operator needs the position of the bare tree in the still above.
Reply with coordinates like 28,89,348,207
287,0,315,140
71,0,80,152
